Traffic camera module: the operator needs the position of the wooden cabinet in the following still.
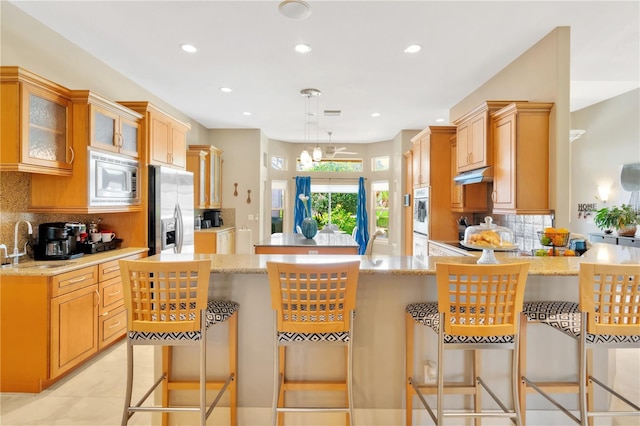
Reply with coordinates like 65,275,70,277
0,66,73,175
50,269,99,378
450,136,488,212
491,102,553,214
409,126,458,241
187,144,223,209
404,150,413,256
453,101,514,174
119,101,190,169
0,251,145,392
589,233,640,248
70,90,141,158
194,228,236,254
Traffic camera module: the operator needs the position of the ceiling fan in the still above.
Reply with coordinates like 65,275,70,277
321,132,357,158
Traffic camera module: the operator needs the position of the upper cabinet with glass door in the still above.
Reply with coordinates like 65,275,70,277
70,91,142,159
187,145,223,209
0,67,73,175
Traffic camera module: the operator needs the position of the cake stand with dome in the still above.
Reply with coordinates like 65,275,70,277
461,216,518,264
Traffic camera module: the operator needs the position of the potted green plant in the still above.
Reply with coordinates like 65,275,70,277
593,204,638,236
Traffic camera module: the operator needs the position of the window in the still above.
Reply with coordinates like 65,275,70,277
372,156,390,171
310,183,359,235
271,156,286,170
271,180,287,234
372,181,389,239
296,158,363,172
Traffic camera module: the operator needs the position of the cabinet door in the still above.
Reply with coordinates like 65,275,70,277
99,305,126,349
187,150,207,207
91,105,119,153
50,284,99,378
419,134,430,185
456,121,470,172
468,111,488,169
119,116,139,158
171,125,187,169
411,141,421,187
23,85,73,173
450,139,463,209
150,114,171,165
492,113,516,210
211,148,222,208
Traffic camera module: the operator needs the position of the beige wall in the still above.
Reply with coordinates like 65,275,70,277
570,88,640,236
450,27,571,228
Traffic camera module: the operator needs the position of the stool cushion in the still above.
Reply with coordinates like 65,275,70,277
129,300,238,342
277,331,350,343
406,302,514,344
523,301,640,344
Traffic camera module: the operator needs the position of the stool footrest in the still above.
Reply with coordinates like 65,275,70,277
522,380,579,394
276,407,350,413
282,381,347,391
167,374,235,391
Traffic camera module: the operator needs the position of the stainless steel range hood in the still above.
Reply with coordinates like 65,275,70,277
453,166,493,185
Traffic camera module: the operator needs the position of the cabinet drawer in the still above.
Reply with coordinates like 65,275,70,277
51,266,98,297
99,276,124,314
99,253,146,281
99,305,126,349
618,237,640,248
589,234,618,245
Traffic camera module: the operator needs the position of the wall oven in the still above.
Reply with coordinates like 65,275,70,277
88,149,139,207
413,186,429,262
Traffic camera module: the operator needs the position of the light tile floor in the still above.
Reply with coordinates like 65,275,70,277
1,341,153,425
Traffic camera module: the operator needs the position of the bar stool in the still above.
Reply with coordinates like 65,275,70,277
266,260,361,426
405,261,530,425
521,262,640,425
119,259,238,426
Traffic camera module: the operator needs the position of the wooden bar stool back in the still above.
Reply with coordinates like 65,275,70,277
406,261,530,425
119,259,238,426
266,260,360,426
521,262,640,425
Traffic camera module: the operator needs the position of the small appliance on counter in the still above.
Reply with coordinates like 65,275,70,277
203,210,223,227
34,222,84,260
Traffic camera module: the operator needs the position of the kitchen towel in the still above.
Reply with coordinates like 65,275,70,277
236,227,252,254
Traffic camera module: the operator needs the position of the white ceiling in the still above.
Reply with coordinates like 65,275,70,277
10,1,639,144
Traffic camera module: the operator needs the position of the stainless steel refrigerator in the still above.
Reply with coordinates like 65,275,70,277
148,165,195,255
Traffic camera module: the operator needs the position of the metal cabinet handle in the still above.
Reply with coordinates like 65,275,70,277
103,265,120,274
108,321,121,328
68,275,87,284
107,290,121,297
95,289,101,307
491,191,497,202
68,146,75,164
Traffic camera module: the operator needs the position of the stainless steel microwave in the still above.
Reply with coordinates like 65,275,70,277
88,149,139,207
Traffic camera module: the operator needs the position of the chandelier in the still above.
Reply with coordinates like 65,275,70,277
299,88,321,169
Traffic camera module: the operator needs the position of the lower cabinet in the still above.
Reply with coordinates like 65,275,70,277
194,228,236,254
589,233,640,248
0,251,144,392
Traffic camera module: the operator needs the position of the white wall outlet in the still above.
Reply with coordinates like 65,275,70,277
248,214,254,221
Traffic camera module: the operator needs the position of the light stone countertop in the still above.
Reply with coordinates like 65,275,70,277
1,243,637,278
254,232,359,248
0,247,148,277
194,225,235,233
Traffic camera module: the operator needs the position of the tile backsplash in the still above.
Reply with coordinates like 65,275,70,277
493,213,555,253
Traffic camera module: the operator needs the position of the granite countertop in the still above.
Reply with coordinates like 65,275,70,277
195,225,235,233
255,232,359,248
145,242,639,277
0,247,148,277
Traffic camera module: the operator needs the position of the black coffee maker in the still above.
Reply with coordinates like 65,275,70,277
35,222,82,260
203,210,223,227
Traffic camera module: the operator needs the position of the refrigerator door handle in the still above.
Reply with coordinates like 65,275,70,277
175,203,184,253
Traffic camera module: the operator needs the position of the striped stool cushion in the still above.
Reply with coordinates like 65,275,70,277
129,300,238,341
277,331,350,343
523,301,640,344
406,302,514,344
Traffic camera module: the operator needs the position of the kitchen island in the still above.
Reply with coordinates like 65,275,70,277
254,231,359,254
140,243,639,425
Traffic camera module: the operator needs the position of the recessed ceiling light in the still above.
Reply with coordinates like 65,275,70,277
404,44,422,54
242,112,252,116
294,43,312,53
180,44,197,53
435,118,445,123
371,112,381,117
220,87,232,93
278,0,311,19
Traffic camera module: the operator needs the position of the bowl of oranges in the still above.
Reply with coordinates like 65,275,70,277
538,227,570,247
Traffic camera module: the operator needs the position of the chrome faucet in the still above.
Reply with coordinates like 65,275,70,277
0,244,8,265
7,220,33,265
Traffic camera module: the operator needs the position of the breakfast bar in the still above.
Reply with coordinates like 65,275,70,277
141,243,639,425
253,232,359,255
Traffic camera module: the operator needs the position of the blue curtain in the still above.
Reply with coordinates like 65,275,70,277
293,176,311,233
354,177,369,254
